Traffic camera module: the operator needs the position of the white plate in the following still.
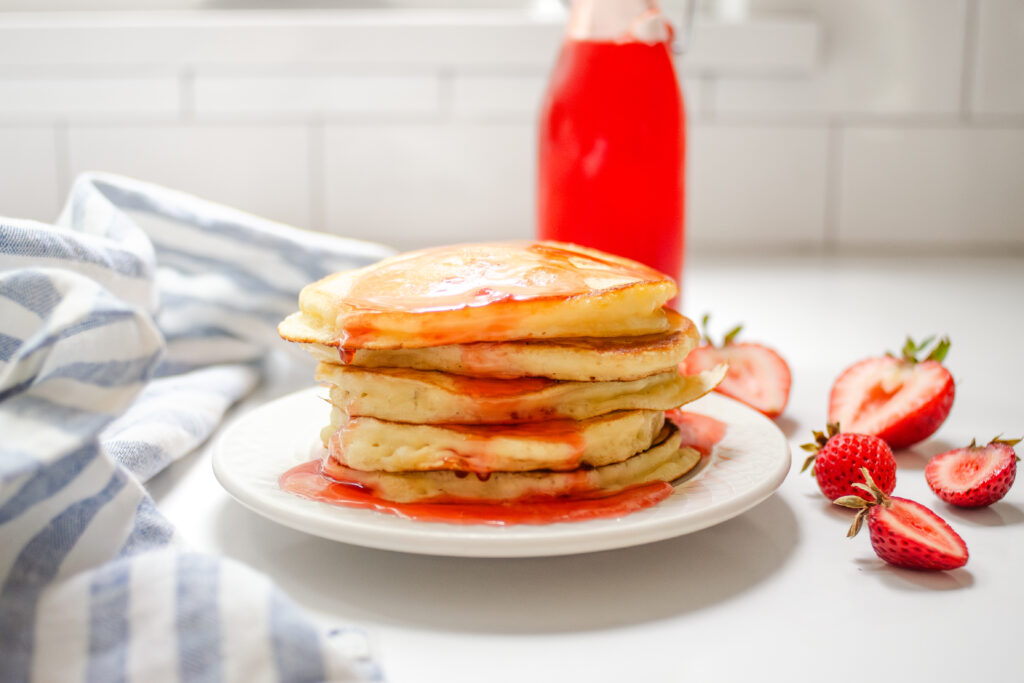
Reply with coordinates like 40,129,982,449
212,388,790,558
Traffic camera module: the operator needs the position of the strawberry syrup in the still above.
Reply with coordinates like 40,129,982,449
279,411,727,525
279,459,672,526
665,410,727,456
331,417,589,474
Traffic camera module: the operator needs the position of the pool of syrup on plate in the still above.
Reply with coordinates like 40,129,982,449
279,411,726,526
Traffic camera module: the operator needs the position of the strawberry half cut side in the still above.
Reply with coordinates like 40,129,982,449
828,336,954,449
682,316,791,419
925,437,1020,508
835,468,968,571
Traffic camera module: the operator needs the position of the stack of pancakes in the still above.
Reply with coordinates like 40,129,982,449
278,241,724,505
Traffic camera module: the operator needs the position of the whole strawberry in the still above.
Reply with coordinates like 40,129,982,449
925,436,1020,508
835,468,968,571
681,315,791,419
829,336,954,449
801,423,896,501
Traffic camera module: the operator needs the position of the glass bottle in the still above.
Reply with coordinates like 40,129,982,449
537,0,686,297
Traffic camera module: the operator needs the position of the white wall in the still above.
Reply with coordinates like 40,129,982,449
0,1,1021,255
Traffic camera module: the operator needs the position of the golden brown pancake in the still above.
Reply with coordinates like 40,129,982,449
321,422,700,503
278,241,676,350
318,363,727,424
324,409,665,473
302,308,698,381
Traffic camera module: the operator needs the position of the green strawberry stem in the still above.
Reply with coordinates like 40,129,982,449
834,467,890,537
799,423,841,475
889,335,951,364
699,313,743,348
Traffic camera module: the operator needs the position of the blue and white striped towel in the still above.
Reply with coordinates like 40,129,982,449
0,173,396,682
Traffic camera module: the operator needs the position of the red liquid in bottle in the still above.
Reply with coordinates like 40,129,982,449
538,37,685,289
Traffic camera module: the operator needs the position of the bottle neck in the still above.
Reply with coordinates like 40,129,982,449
567,0,672,44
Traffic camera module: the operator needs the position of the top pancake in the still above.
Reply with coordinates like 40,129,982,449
278,241,676,350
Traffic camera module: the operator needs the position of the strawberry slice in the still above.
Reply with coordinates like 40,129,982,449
829,336,954,449
835,468,969,571
925,437,1020,507
681,317,790,418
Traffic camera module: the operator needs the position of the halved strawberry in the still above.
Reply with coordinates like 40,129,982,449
925,437,1020,508
681,316,790,418
835,468,968,571
829,336,954,449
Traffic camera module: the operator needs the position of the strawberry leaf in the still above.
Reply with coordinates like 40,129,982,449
800,453,818,474
852,468,889,505
899,335,950,363
723,325,743,346
900,337,918,361
926,337,951,363
847,509,868,537
698,313,746,348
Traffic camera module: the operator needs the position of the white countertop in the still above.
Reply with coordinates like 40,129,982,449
151,254,1024,682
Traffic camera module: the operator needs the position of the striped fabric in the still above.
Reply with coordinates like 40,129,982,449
0,173,395,683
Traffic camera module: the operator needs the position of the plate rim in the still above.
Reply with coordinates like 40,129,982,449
212,388,791,558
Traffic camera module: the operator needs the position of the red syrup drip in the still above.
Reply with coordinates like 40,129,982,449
341,242,664,314
665,409,727,457
278,460,672,526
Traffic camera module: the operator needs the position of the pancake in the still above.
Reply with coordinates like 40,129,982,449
278,241,676,350
318,363,727,424
303,308,698,381
321,422,701,503
278,240,721,521
324,409,665,473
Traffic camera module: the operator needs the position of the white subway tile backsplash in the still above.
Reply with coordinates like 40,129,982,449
715,0,967,118
971,0,1024,116
713,75,823,119
0,127,60,222
681,78,708,123
323,123,534,250
451,72,547,119
194,73,441,118
0,8,1018,256
0,77,179,121
0,12,816,74
836,127,1024,247
684,17,819,75
687,124,829,248
66,125,313,230
0,12,563,69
